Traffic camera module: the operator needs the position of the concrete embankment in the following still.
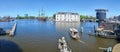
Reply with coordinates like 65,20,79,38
9,22,17,36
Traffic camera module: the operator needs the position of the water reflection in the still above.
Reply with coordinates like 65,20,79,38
55,22,80,40
55,22,80,29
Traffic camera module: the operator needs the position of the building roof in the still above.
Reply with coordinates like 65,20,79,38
95,9,108,12
56,12,79,15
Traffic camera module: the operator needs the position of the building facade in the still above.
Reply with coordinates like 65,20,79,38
55,12,80,21
117,15,120,21
95,9,108,21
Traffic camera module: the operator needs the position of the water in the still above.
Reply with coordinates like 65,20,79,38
0,20,118,52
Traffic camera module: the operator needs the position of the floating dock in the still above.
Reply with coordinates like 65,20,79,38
9,22,17,36
94,26,118,39
112,43,120,52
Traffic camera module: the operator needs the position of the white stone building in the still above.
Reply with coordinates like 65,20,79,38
55,12,80,21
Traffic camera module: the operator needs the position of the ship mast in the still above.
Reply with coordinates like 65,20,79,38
38,9,40,18
41,8,45,18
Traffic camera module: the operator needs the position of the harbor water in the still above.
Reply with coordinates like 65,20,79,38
0,20,118,52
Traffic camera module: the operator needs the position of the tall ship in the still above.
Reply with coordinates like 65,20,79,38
37,9,47,21
37,17,47,21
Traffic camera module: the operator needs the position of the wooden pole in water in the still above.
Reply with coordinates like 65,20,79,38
94,25,96,33
88,31,92,35
80,27,83,34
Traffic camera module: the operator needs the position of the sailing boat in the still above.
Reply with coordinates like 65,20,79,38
37,9,47,21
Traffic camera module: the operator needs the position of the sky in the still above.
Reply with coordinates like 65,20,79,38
0,0,120,17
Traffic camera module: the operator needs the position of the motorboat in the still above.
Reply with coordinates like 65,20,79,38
99,47,112,52
69,28,80,39
58,37,72,52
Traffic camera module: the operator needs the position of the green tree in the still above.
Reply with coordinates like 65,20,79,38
80,15,88,19
80,15,96,19
16,14,24,19
29,16,36,19
52,14,56,19
24,14,29,19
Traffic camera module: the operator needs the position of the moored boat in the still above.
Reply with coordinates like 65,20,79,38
99,47,112,52
69,28,80,39
37,17,47,21
58,37,72,52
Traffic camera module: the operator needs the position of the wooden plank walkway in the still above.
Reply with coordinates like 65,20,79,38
112,43,120,52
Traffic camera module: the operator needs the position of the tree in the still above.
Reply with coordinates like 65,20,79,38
24,14,29,19
29,16,36,19
80,15,96,19
80,15,88,19
16,14,24,19
52,14,56,19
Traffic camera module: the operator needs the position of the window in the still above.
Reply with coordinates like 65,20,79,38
57,15,59,17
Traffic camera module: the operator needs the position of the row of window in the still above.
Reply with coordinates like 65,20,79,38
56,15,79,18
56,18,80,21
56,16,79,19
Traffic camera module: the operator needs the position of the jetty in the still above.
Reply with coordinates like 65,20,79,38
112,43,120,52
9,22,17,36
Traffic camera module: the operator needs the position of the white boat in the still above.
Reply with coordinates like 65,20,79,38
69,28,80,39
58,37,72,52
99,47,112,52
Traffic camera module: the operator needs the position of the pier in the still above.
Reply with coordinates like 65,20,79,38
93,21,120,39
112,43,120,52
9,22,17,36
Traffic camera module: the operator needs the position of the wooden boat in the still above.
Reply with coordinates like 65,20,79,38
37,17,47,21
58,37,72,52
69,28,80,39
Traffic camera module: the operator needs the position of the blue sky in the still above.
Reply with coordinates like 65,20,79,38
0,0,120,17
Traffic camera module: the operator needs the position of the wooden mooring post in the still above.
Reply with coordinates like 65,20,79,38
80,27,83,33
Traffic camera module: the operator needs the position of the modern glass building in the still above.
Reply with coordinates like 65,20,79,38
95,9,108,21
117,15,120,21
